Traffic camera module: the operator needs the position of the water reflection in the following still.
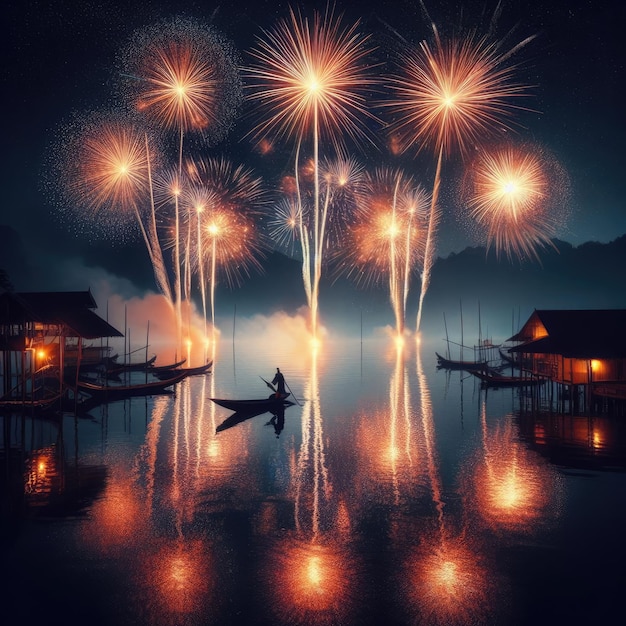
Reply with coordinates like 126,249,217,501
401,347,493,625
3,336,626,625
467,394,559,533
262,345,361,625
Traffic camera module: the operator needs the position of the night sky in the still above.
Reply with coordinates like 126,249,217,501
3,0,624,299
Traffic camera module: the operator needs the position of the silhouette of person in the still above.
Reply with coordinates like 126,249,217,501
271,367,286,396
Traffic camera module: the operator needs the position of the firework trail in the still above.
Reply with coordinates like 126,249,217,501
183,156,268,339
119,16,242,345
335,167,429,337
246,6,378,340
463,144,569,261
386,3,535,334
51,111,172,301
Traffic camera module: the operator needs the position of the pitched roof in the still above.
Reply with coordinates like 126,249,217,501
0,291,122,339
509,309,626,358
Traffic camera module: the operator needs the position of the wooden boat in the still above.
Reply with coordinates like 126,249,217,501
467,368,542,388
436,352,489,371
215,401,294,433
74,371,188,399
0,391,64,414
105,355,157,375
210,393,291,413
153,360,213,380
149,358,187,373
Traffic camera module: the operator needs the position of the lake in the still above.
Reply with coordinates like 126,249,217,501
2,333,625,626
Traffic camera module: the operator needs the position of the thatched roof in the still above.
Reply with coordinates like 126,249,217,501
0,290,122,339
509,309,626,359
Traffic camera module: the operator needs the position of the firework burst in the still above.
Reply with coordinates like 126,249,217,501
54,112,151,237
49,111,172,301
337,168,430,335
386,8,536,333
246,6,379,339
182,157,269,332
119,15,242,142
463,144,569,261
245,5,379,148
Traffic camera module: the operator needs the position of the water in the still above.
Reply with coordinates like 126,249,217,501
2,335,626,626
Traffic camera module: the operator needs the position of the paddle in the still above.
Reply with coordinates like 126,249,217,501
260,376,275,392
284,380,301,406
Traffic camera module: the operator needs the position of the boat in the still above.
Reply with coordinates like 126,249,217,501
436,352,489,371
215,401,294,434
149,358,187,373
104,355,157,375
74,370,188,399
467,368,542,388
0,391,64,414
210,393,291,413
152,360,213,380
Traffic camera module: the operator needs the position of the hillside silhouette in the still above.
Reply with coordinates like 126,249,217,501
2,223,625,339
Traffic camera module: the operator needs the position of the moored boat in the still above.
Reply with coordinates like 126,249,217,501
467,368,542,388
153,360,213,380
74,370,188,399
436,352,489,371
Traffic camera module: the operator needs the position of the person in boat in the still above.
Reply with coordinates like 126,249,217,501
271,367,286,397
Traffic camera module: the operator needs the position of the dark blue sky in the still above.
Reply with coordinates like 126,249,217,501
2,0,624,293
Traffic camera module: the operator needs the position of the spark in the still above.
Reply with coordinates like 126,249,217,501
385,14,535,333
246,6,379,340
336,167,429,335
245,5,379,148
463,144,567,261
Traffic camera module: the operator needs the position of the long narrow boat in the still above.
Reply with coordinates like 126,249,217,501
436,352,489,371
215,401,295,433
153,360,213,380
210,393,291,412
75,371,188,399
105,355,157,375
0,391,64,414
467,368,542,388
149,358,187,373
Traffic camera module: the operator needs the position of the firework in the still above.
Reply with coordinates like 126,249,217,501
119,16,242,142
182,157,269,333
337,168,430,336
463,144,568,261
246,6,378,339
119,16,242,346
50,111,172,301
386,8,536,333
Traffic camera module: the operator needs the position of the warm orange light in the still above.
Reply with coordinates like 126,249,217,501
591,359,601,372
405,539,490,624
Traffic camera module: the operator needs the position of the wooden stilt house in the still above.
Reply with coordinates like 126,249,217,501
507,309,626,414
0,289,123,402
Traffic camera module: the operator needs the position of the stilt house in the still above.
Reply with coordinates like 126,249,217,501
508,309,626,412
0,289,122,399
